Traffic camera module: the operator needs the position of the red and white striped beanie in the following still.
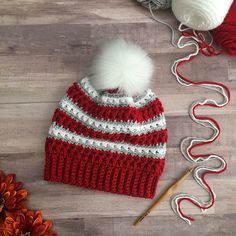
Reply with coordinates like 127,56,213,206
44,39,168,199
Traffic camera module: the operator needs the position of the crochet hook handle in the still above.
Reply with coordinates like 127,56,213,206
134,167,194,226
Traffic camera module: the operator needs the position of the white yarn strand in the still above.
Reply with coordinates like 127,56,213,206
148,9,230,225
170,26,229,225
149,5,178,48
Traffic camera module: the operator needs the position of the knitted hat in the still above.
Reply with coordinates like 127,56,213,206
44,39,167,199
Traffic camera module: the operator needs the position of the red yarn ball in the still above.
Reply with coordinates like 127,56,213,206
212,0,236,56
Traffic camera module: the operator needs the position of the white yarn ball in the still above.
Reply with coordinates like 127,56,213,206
172,0,233,31
89,39,154,96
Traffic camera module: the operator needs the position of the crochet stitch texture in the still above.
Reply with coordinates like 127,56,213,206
44,77,167,199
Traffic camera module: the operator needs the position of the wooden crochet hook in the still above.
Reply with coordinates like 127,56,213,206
134,167,194,226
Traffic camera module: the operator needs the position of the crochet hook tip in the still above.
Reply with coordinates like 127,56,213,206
133,212,148,226
189,167,194,172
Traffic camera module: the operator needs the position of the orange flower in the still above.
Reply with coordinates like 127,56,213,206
2,209,57,236
0,170,28,221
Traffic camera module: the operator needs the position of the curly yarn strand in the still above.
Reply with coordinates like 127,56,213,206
170,28,230,225
141,4,231,225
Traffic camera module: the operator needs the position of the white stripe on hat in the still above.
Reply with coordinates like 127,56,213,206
49,123,166,158
59,96,166,135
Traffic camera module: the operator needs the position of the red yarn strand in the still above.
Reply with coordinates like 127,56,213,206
173,32,230,223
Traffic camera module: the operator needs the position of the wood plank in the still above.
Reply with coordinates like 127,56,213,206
53,218,85,236
0,23,232,56
229,57,236,81
0,53,235,110
0,103,54,153
0,1,175,25
49,214,236,236
0,102,235,153
11,179,236,219
19,178,236,219
0,23,193,58
83,214,236,236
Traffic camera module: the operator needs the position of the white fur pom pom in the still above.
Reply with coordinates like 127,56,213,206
89,39,154,96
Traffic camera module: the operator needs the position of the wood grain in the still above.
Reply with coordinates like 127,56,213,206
0,1,175,25
0,1,235,235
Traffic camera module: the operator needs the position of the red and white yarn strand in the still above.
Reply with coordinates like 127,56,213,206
149,7,231,225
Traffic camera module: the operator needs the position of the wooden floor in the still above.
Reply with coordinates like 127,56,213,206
0,1,236,235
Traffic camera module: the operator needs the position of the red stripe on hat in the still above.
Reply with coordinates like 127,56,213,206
66,83,164,123
44,137,165,199
52,108,168,146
